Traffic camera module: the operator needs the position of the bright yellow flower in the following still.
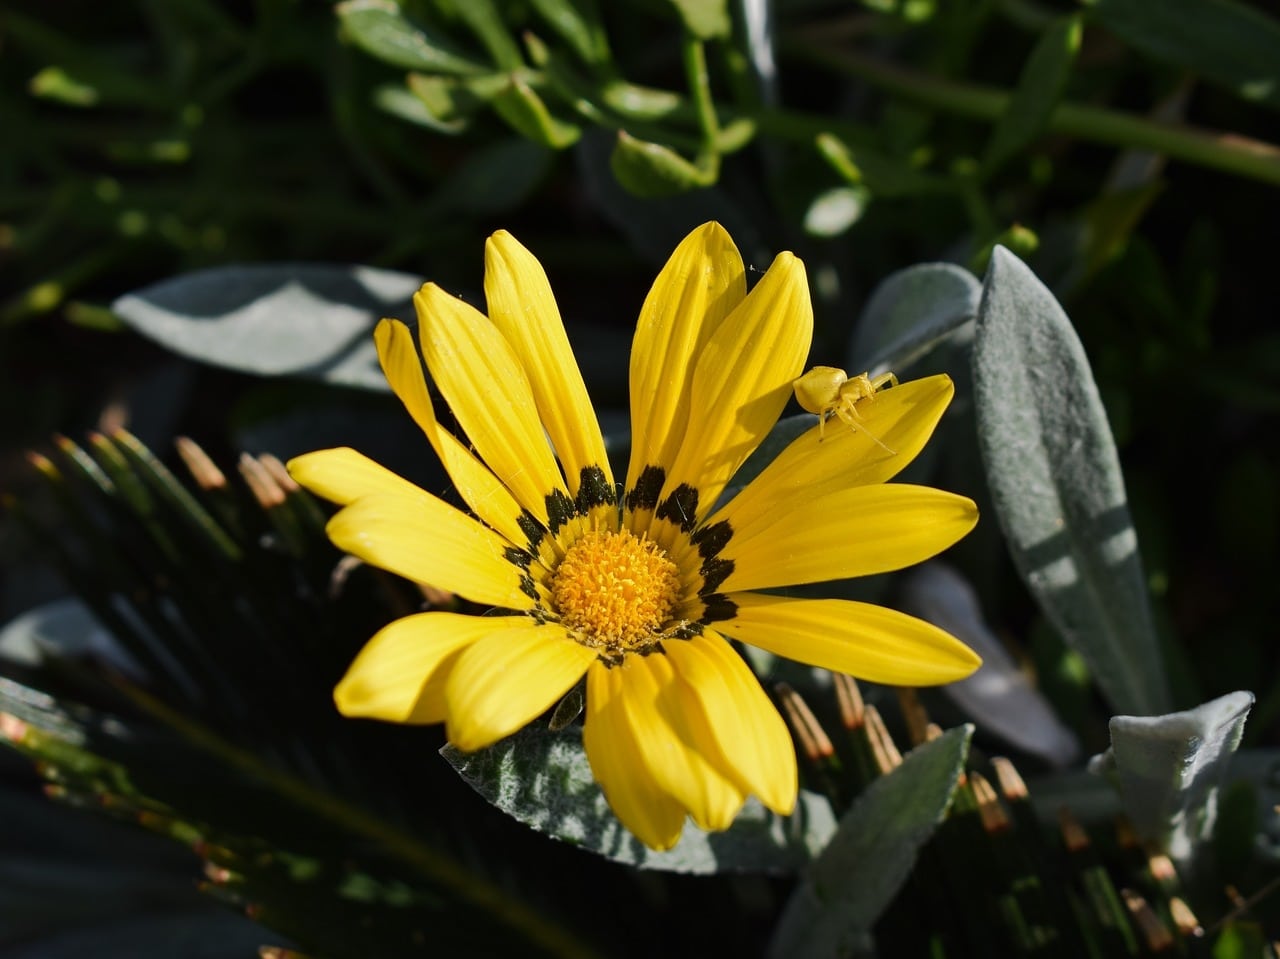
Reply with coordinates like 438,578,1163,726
288,223,981,850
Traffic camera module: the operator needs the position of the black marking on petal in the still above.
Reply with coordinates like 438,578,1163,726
503,546,533,570
517,510,544,552
670,623,703,639
545,488,576,534
690,520,733,559
698,594,738,624
640,641,666,657
656,484,699,532
598,650,625,668
698,557,734,595
625,465,665,512
518,574,539,602
576,465,616,514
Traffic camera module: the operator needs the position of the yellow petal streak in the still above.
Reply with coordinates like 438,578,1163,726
334,612,531,723
484,232,612,497
374,319,529,547
327,494,535,611
663,632,797,814
626,223,746,508
660,251,813,529
719,485,978,592
445,624,596,752
551,529,680,657
288,447,431,507
725,593,982,685
709,374,955,528
613,652,746,832
584,662,686,850
415,284,566,523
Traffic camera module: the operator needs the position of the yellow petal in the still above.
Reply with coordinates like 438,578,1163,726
415,283,567,526
658,250,813,531
625,223,746,522
724,592,982,685
445,624,596,752
613,651,746,833
664,631,797,815
584,662,687,850
334,612,531,723
708,374,955,528
327,493,536,611
484,232,614,500
719,484,978,591
374,319,531,548
287,447,426,506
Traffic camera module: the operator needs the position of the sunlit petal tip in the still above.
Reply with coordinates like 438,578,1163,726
287,447,423,507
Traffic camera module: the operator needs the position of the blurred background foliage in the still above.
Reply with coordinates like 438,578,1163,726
3,0,1280,955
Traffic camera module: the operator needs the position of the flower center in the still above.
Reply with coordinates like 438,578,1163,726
551,529,681,654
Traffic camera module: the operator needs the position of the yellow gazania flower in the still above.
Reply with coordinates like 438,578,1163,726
288,223,981,850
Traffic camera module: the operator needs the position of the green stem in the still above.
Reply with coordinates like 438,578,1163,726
789,39,1280,187
681,34,720,150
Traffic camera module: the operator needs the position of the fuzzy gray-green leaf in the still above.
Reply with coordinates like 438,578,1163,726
850,262,980,375
1091,690,1253,862
767,725,973,958
112,264,422,391
973,247,1169,715
442,725,835,874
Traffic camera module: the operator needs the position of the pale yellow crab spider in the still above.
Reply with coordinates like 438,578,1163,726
792,366,899,450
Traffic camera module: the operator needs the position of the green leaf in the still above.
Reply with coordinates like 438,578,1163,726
814,132,945,198
1091,691,1253,862
973,247,1170,715
449,0,524,70
1213,922,1269,959
1087,0,1280,111
575,130,753,262
490,77,582,149
336,0,488,75
767,726,973,958
112,264,423,391
442,725,836,874
850,261,981,374
528,0,611,66
610,131,716,197
668,0,731,40
983,15,1082,173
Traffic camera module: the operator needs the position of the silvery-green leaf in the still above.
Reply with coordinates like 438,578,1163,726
849,262,980,376
899,562,1080,766
112,265,423,391
441,725,835,874
768,726,973,958
973,247,1169,715
1089,690,1253,862
0,598,143,679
